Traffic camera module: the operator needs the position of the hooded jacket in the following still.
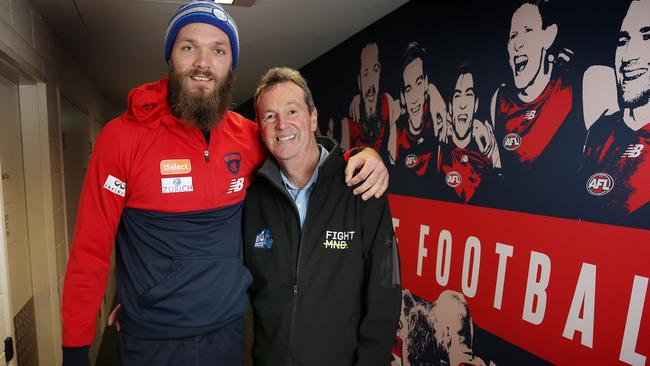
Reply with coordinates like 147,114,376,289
243,137,401,366
61,78,266,350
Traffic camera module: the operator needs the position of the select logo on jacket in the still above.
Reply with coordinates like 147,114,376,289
254,228,273,249
160,159,192,175
161,177,193,194
103,175,126,197
323,230,355,250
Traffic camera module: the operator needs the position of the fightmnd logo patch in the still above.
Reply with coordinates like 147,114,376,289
323,230,355,250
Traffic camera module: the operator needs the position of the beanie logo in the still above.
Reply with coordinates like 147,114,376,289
212,8,228,22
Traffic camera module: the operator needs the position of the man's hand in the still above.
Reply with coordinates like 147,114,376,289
345,148,389,200
107,303,122,332
473,120,501,167
349,94,361,121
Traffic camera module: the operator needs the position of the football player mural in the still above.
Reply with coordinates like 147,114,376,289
438,62,500,204
489,0,588,218
293,0,649,364
389,42,447,197
337,42,401,154
580,0,650,230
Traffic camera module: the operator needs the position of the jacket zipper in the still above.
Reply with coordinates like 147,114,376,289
265,174,305,366
287,190,304,366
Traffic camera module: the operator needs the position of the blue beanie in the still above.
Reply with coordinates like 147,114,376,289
164,1,240,69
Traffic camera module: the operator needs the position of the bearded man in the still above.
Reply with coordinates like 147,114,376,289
60,2,388,365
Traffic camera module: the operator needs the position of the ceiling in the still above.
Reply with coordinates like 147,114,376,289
32,0,410,109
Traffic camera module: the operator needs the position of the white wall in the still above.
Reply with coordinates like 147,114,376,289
0,0,119,364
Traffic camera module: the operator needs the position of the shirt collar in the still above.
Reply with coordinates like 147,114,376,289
281,144,329,192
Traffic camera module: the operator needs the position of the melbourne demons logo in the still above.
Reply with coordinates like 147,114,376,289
223,152,241,175
503,133,522,151
586,172,614,196
446,171,462,188
405,154,418,168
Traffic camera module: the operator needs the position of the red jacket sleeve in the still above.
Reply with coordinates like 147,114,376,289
61,119,131,346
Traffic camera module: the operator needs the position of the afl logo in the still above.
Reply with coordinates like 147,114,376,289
405,154,418,168
586,172,614,196
446,171,462,188
503,133,522,151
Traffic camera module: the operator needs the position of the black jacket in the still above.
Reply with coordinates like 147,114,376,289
243,137,401,366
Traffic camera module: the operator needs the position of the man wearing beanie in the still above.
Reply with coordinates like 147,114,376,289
60,1,388,365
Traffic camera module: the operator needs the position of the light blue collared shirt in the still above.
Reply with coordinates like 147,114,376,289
281,145,329,229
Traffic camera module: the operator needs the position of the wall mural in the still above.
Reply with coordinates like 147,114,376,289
276,0,649,364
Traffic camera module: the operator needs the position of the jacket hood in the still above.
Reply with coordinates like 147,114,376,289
122,78,173,125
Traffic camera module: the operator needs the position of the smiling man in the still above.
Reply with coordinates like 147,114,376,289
389,42,447,198
244,67,401,366
439,63,499,204
580,0,650,229
490,0,587,217
60,2,388,365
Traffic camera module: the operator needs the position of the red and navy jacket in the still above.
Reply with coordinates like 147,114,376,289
61,78,266,348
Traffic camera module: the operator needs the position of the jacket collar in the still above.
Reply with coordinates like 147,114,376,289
257,136,343,189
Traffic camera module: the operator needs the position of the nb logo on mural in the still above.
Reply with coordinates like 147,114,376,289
524,109,537,121
586,173,614,196
503,133,522,151
446,171,462,188
621,144,644,158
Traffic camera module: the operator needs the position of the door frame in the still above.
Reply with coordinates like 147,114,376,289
0,55,62,364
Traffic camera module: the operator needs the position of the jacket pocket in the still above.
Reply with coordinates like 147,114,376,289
137,256,252,327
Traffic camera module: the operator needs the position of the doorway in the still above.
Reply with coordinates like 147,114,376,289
0,70,38,366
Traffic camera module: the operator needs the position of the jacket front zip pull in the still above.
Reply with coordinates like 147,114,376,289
204,150,210,162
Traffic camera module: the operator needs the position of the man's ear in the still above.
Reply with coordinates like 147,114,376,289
357,75,361,93
474,97,479,115
543,23,558,50
310,108,318,132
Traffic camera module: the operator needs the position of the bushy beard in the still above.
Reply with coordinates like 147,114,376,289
361,96,381,143
167,64,234,131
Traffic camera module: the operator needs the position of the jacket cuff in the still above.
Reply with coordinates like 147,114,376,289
62,346,90,366
343,146,367,161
